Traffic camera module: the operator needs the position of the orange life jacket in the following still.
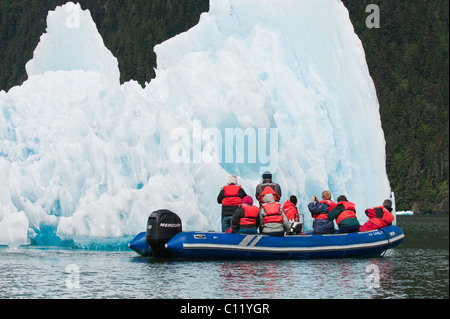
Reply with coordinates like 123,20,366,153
313,200,337,220
222,185,242,206
239,205,260,226
258,184,281,203
336,201,357,225
262,202,283,224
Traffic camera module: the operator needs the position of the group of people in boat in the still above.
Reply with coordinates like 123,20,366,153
217,171,395,236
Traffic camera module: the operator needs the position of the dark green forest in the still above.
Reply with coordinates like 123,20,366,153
1,0,448,213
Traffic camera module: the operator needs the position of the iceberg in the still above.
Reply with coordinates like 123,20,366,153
0,0,391,248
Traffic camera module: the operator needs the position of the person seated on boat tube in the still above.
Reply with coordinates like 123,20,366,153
282,195,300,222
283,196,305,235
308,190,337,234
327,195,360,234
231,196,261,234
359,199,395,232
217,175,248,232
259,193,291,237
255,171,282,205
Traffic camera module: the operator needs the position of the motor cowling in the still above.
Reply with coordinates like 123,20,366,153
145,209,182,258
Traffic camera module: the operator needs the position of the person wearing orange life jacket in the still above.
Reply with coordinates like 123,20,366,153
282,195,300,222
360,199,395,232
231,196,260,234
259,193,291,237
217,175,247,232
307,190,337,234
255,171,282,205
327,195,360,234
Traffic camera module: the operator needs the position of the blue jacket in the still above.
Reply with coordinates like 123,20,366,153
308,202,329,215
308,202,335,234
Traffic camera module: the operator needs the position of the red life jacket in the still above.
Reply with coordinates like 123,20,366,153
380,206,394,225
258,184,280,203
222,185,242,206
367,206,394,228
282,201,299,221
313,200,337,220
262,202,283,224
336,201,357,225
239,205,260,226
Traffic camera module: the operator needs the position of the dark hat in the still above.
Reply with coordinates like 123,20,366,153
290,195,297,205
383,199,393,212
262,171,272,180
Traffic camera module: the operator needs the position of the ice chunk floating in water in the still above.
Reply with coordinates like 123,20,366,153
0,0,391,248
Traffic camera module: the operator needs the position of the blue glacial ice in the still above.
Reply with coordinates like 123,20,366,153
0,1,391,248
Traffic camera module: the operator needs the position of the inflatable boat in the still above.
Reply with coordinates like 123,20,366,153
128,209,405,260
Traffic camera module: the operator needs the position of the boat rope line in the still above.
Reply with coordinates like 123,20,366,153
183,233,405,253
378,228,391,257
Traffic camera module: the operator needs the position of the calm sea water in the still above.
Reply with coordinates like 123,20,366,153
0,215,448,300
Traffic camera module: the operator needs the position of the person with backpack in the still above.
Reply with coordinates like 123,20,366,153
255,171,282,205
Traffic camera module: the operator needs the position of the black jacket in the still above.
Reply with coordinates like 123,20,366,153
231,206,261,232
217,186,247,217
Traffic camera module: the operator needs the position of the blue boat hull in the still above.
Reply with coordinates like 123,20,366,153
129,226,405,260
128,231,151,256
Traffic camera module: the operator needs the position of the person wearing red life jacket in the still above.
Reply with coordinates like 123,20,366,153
255,171,282,205
282,195,300,222
360,199,395,232
217,175,247,232
307,190,337,234
259,193,291,237
327,195,360,234
231,196,260,234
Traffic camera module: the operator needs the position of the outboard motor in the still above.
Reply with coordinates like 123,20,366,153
145,209,182,258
